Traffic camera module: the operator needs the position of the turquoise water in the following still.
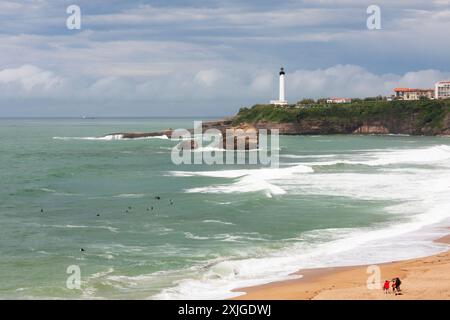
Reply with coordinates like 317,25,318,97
1,118,450,299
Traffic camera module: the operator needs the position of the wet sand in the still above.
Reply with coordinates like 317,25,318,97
233,235,450,300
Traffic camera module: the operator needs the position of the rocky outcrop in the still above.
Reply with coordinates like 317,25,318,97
107,121,259,150
202,119,234,132
237,115,448,136
420,113,450,136
104,108,450,141
114,130,174,139
353,124,389,134
222,124,259,150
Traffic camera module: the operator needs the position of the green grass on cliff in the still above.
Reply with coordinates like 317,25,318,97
234,104,298,123
233,100,450,131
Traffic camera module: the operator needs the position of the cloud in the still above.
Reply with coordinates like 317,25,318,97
250,72,274,95
0,65,63,93
0,1,23,12
287,65,450,99
433,0,450,5
194,69,222,87
0,1,449,116
1,63,448,104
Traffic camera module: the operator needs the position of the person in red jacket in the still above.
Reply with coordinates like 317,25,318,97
383,280,390,294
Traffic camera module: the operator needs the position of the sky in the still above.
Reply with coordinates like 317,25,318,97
0,0,449,117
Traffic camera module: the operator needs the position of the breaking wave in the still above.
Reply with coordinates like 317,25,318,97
171,164,314,198
53,134,168,141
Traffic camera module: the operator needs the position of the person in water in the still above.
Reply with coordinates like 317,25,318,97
383,280,390,294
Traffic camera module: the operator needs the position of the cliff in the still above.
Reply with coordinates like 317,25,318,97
104,100,450,141
231,100,450,136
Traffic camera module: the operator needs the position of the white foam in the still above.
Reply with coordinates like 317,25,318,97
184,232,266,242
53,134,124,141
132,135,169,140
113,193,146,199
281,154,337,159
184,232,211,240
173,164,314,198
53,134,168,141
155,143,450,299
81,268,116,299
39,188,78,196
176,145,450,199
309,145,450,167
45,224,119,233
154,218,449,300
202,220,235,226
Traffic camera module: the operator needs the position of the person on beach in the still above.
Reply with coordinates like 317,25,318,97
391,279,397,294
383,280,390,294
395,277,402,292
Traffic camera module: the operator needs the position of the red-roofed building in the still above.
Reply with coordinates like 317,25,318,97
394,88,434,100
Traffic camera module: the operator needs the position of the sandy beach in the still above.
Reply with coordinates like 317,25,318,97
234,235,450,300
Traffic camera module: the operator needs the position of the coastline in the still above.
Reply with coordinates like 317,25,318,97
232,234,450,300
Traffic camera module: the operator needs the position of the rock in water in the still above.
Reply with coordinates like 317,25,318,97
222,124,259,150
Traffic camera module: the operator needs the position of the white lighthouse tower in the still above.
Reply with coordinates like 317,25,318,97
270,67,288,106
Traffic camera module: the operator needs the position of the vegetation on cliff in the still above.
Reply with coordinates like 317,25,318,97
233,100,450,134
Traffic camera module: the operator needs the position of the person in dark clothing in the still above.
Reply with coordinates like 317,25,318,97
391,279,397,294
395,277,402,292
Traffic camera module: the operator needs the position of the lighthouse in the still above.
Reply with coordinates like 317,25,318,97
270,67,288,106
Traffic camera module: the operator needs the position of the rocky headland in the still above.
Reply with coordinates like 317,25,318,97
102,99,450,148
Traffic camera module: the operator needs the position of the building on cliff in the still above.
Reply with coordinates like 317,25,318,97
326,98,352,104
393,88,435,100
435,81,450,99
270,67,288,106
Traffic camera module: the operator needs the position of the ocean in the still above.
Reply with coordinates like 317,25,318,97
1,118,449,299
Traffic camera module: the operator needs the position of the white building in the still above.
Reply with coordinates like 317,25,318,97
270,67,288,106
394,88,434,100
435,81,450,99
326,97,352,104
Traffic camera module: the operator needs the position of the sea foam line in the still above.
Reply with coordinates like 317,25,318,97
53,134,168,141
44,224,119,233
202,220,235,226
172,164,314,198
